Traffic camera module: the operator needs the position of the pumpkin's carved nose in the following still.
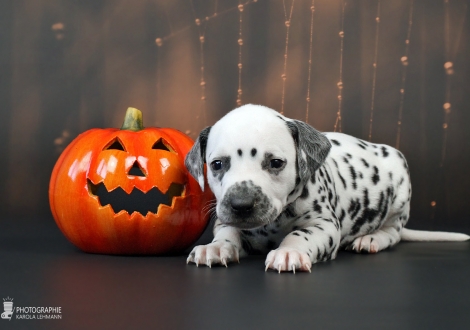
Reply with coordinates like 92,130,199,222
128,161,146,177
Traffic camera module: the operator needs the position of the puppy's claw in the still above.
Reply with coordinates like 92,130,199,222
195,258,199,267
305,264,312,273
292,266,296,274
265,264,269,272
207,259,212,268
222,258,228,268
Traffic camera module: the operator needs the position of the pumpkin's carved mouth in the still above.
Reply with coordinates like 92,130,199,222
87,179,185,216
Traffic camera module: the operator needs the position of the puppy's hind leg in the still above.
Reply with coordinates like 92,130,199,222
349,213,405,253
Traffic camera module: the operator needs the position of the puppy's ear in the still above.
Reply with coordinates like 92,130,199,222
185,126,212,191
286,120,331,183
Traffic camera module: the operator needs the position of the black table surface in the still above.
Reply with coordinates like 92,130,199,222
1,217,469,330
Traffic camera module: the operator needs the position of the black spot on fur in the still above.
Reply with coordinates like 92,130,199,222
251,148,257,157
343,157,349,164
332,159,338,168
357,139,368,149
328,190,334,204
348,198,361,220
292,232,300,236
339,209,346,223
381,146,389,157
329,236,333,247
350,191,387,236
313,200,322,213
316,247,321,261
283,205,297,218
361,158,370,168
357,143,366,150
237,149,242,156
372,166,380,184
331,139,341,146
338,171,347,189
300,228,313,235
304,236,309,241
300,186,309,199
314,224,324,231
311,172,317,184
363,189,370,208
349,166,358,189
325,170,332,184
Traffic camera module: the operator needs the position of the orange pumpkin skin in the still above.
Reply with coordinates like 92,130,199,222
49,110,213,255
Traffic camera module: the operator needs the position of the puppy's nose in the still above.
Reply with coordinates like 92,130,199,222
230,196,255,214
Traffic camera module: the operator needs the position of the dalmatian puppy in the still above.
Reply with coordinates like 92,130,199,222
185,104,469,273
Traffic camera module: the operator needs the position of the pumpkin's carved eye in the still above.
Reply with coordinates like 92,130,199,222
105,138,126,151
152,138,173,152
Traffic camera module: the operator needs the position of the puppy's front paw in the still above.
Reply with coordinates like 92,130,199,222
265,247,312,274
187,241,239,268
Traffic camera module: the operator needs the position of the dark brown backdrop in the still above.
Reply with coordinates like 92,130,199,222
0,0,469,228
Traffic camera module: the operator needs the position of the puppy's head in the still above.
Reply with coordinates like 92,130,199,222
185,104,331,229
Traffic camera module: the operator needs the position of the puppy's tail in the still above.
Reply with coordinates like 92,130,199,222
401,228,470,242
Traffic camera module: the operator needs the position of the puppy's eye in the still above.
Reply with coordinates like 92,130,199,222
211,160,223,171
270,159,285,169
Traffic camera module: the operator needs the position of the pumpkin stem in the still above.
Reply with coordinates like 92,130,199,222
121,107,144,132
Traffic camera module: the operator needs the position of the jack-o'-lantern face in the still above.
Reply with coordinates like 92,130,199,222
86,135,186,216
49,108,213,255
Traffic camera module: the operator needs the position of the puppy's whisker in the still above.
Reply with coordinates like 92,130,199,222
202,199,217,211
202,206,217,220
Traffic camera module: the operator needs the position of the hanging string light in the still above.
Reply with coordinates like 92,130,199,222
305,0,315,124
280,0,295,115
333,0,345,132
237,1,244,106
395,0,414,149
368,0,381,141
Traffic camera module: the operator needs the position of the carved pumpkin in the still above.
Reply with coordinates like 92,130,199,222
49,107,212,255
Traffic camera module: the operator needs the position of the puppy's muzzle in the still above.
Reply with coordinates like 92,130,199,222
219,180,275,229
